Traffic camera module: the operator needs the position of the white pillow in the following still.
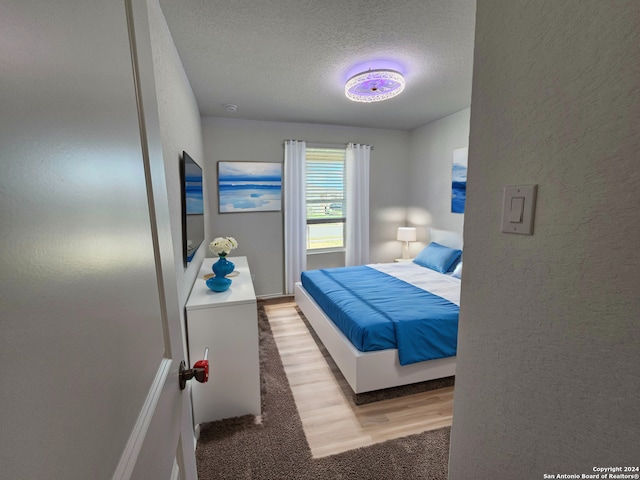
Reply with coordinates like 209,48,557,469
451,261,463,279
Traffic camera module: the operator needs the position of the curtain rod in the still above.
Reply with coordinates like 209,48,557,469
284,140,373,151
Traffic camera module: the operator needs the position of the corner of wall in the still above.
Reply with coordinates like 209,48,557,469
407,108,470,240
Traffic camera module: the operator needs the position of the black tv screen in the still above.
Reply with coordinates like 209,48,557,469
180,151,205,265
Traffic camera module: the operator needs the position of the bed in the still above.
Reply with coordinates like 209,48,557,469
294,229,463,394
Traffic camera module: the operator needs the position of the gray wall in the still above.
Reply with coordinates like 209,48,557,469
202,117,411,296
147,0,205,357
448,1,640,478
148,5,204,472
408,108,470,255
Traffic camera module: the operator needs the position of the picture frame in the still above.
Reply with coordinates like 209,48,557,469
451,147,468,214
218,161,282,213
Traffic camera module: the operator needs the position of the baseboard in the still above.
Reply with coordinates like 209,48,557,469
256,294,294,305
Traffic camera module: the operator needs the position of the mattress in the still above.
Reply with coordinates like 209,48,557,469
300,262,460,365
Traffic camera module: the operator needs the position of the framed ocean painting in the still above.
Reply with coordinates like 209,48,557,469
451,147,468,214
218,161,282,213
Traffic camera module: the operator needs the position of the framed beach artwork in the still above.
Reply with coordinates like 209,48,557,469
451,147,468,214
218,161,282,213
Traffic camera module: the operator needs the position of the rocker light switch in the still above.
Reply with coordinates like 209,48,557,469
502,185,537,235
509,196,525,223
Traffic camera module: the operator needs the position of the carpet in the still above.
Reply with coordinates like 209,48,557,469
195,301,450,480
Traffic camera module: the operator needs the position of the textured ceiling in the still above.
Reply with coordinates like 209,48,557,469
159,0,476,131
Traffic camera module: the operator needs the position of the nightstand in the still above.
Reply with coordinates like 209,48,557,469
394,258,414,262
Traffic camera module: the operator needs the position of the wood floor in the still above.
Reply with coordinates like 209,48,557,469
265,300,454,458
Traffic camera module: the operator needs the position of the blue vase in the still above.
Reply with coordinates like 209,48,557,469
206,255,235,292
212,255,235,277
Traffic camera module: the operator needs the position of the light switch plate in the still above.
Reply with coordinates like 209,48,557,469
501,185,537,235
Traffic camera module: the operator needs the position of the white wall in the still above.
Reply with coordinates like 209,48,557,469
147,5,205,476
408,108,470,256
448,1,640,478
202,117,411,296
147,0,205,353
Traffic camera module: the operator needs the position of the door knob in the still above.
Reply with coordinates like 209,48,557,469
179,347,209,390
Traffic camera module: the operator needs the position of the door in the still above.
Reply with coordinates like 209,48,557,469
0,0,196,479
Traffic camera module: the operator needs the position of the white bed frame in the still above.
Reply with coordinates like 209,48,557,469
294,228,462,394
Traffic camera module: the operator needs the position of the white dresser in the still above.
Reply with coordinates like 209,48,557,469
185,256,260,425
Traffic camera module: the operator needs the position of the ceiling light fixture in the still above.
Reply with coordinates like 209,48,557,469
224,104,238,112
345,69,405,103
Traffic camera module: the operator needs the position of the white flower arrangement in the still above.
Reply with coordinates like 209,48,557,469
209,236,238,256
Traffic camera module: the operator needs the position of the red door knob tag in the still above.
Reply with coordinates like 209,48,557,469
193,359,209,383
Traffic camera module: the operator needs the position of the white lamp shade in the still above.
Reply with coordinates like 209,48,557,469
397,227,417,242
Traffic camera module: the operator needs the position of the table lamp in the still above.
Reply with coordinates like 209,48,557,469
397,227,417,259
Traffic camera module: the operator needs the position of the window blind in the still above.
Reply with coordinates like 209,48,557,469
305,147,345,219
305,147,346,250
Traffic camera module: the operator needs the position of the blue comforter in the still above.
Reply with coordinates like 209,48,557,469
300,266,459,366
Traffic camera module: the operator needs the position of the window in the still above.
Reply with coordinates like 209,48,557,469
305,147,346,251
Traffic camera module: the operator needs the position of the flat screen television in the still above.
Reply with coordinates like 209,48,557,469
180,151,205,266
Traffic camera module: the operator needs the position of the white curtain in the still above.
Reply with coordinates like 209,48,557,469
283,140,307,294
345,143,370,266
